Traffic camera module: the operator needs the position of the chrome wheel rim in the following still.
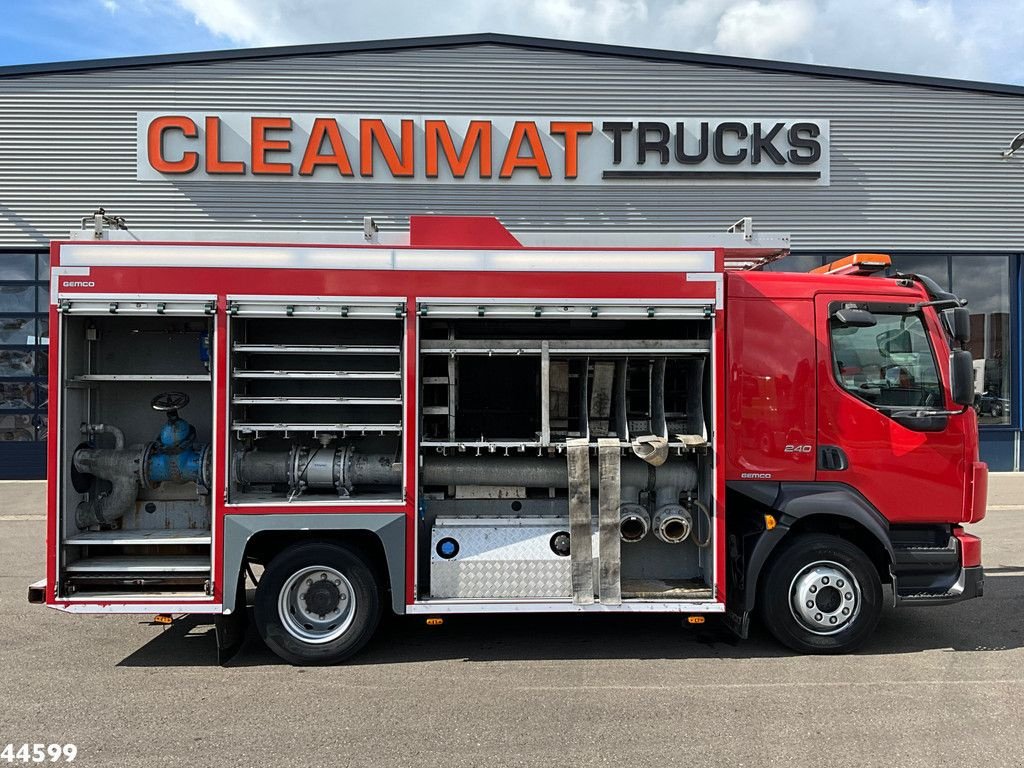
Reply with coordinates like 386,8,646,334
278,565,356,644
789,560,861,636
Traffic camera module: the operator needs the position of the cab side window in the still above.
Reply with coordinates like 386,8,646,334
830,312,943,409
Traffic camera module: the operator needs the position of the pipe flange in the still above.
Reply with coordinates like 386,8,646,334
288,445,308,489
619,503,651,543
652,504,693,544
335,444,355,492
199,445,212,490
139,441,158,488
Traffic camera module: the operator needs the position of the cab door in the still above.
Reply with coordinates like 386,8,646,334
814,294,968,524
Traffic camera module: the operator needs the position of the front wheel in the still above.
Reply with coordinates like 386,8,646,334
758,534,882,654
254,542,382,665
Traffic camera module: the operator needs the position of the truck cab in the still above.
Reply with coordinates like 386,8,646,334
724,258,985,651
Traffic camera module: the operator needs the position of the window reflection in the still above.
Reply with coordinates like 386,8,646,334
952,256,1011,425
0,382,35,410
0,253,34,280
764,253,825,273
889,255,950,289
0,318,36,345
0,285,36,312
0,414,34,441
0,350,34,376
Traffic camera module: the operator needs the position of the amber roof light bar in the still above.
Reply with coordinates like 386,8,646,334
811,252,892,276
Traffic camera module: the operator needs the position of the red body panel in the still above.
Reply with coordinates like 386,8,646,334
725,294,816,480
966,462,988,524
954,527,982,567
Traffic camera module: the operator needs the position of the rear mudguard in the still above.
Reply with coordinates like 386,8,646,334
221,513,406,615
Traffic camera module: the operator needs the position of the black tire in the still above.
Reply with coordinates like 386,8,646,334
758,533,882,654
254,542,382,665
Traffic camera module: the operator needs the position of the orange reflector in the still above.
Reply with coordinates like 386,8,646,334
764,514,777,531
426,617,444,626
687,616,705,625
811,252,891,276
153,614,173,625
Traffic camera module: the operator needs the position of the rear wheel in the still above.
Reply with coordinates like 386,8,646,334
254,542,382,665
758,533,882,654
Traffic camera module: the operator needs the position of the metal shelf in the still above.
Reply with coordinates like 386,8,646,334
232,422,402,433
65,530,212,546
419,339,710,355
232,395,402,406
233,369,400,380
65,555,210,573
72,374,211,382
233,343,400,355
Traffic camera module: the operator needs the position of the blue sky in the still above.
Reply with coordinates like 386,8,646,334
1,0,1021,85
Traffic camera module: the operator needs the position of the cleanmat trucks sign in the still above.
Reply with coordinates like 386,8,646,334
137,112,830,185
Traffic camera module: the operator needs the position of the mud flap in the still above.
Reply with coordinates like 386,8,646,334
215,574,248,665
214,612,247,665
722,608,750,639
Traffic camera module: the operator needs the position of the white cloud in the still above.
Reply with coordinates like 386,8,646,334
712,0,816,60
166,0,1024,84
101,0,119,12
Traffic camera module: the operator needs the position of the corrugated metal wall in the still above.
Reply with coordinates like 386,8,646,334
1,42,1023,250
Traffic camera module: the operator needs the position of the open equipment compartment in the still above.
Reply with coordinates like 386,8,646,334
227,297,406,505
416,300,715,604
56,295,216,599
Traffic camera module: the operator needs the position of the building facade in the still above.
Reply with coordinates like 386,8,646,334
1,34,1023,477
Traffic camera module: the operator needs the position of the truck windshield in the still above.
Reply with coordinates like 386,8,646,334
831,312,943,409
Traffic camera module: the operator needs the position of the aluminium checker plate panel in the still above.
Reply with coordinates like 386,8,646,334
430,516,599,599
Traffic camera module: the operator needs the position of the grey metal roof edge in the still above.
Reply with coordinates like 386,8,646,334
0,32,1022,97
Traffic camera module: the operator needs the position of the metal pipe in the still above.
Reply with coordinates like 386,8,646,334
619,503,651,543
73,448,142,528
235,447,696,493
420,455,696,491
82,423,125,450
348,452,401,485
652,505,692,544
236,449,401,490
651,482,692,544
235,450,290,485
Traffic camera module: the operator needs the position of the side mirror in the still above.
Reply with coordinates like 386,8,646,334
951,307,970,344
950,349,975,406
833,308,876,327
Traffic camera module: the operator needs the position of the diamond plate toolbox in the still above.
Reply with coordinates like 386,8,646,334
430,516,598,599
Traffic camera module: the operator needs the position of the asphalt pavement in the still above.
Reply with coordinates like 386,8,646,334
1,479,1023,768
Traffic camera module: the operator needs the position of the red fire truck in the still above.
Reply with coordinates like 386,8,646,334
29,213,986,663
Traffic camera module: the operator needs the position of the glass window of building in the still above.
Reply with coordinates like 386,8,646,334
951,256,1012,426
888,254,950,289
0,252,49,443
764,253,824,273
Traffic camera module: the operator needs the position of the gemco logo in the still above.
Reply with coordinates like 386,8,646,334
137,112,829,186
62,280,96,288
